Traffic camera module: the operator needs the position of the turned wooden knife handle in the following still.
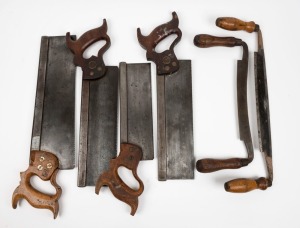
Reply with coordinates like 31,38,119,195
196,158,249,173
12,151,62,219
194,34,242,48
216,17,257,33
224,177,272,193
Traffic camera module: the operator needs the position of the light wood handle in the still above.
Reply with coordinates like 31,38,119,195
216,17,256,33
224,177,271,193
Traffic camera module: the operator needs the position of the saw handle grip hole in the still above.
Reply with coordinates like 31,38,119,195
117,166,140,190
30,175,57,195
155,34,178,53
83,40,107,59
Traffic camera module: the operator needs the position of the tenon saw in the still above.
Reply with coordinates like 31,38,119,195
96,62,153,215
216,17,273,192
12,36,76,218
66,20,118,187
137,12,194,180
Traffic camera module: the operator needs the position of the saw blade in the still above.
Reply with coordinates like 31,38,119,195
120,62,154,160
159,60,194,180
78,66,119,186
32,36,76,170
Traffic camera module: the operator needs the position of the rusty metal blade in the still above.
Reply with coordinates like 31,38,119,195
120,62,154,160
38,36,76,169
237,58,254,160
255,32,273,181
78,66,119,186
160,60,194,180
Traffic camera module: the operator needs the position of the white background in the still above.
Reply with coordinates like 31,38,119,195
0,0,299,227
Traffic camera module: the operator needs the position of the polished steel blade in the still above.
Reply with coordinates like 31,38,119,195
120,62,154,160
78,66,119,186
160,60,194,180
37,36,76,169
255,30,273,181
237,57,254,160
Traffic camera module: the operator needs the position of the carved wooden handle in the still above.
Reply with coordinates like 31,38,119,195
137,12,182,75
216,17,257,33
12,151,62,219
224,177,272,193
95,143,144,216
196,158,249,173
194,34,242,48
66,19,110,80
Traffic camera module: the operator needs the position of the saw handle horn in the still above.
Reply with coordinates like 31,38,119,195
216,17,258,33
95,143,144,216
137,11,182,75
66,19,111,80
224,177,272,193
196,158,250,173
194,34,242,48
12,151,62,219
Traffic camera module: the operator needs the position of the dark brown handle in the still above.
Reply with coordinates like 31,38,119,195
194,34,242,48
66,19,110,80
224,177,272,193
137,12,182,75
12,151,62,219
196,158,249,173
216,17,257,33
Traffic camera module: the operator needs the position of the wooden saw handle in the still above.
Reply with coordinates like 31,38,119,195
216,17,257,33
194,34,242,48
196,158,249,173
12,151,62,219
137,12,182,75
95,143,144,216
224,177,272,193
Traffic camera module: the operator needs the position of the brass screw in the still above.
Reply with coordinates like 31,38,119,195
172,61,177,67
47,163,53,169
37,165,43,171
163,56,171,65
97,67,102,72
88,61,97,69
40,156,45,162
90,71,94,76
164,66,170,71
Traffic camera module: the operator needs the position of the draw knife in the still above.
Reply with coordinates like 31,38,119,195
12,36,76,218
216,17,273,192
137,12,194,180
66,20,118,187
194,35,254,175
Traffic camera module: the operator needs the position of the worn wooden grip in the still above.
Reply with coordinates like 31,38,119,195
216,17,256,33
12,151,62,219
224,177,272,193
194,34,242,48
196,158,249,173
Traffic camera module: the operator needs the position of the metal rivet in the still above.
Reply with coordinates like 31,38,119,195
88,61,97,69
163,56,171,65
164,66,170,71
90,71,94,76
47,163,52,169
172,61,177,67
37,165,43,171
97,67,102,72
40,156,45,162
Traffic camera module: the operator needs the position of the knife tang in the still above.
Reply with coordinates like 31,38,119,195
216,17,258,33
194,34,242,48
196,158,250,173
225,177,272,193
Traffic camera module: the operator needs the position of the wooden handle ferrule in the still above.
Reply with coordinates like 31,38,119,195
216,17,257,33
